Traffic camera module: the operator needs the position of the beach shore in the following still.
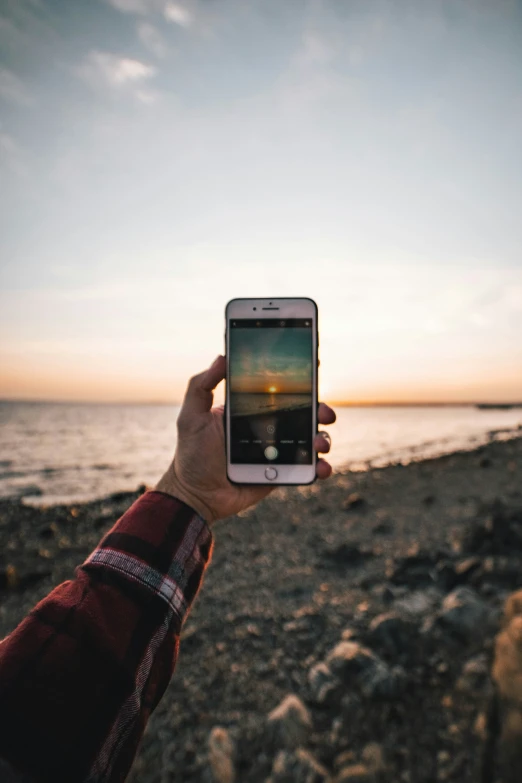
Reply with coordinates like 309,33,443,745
1,436,521,782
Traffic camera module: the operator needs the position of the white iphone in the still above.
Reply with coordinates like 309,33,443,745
225,297,318,485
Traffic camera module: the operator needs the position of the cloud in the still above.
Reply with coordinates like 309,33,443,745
164,2,192,27
0,131,28,177
0,67,33,106
137,21,167,57
78,51,156,88
106,0,191,24
105,0,156,13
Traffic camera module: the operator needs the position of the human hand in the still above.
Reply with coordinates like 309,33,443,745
155,355,336,523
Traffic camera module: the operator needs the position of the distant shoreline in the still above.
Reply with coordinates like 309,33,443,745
1,399,522,408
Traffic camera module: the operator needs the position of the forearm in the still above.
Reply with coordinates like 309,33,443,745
0,491,213,783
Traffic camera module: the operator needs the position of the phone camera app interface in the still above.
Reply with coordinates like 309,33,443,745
229,319,313,465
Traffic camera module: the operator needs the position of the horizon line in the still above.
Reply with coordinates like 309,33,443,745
1,397,521,408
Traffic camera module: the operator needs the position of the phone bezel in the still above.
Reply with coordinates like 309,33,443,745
225,297,318,485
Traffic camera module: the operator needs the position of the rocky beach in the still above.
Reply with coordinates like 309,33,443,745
1,436,522,782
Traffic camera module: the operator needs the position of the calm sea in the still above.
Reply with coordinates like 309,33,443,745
230,393,311,416
0,401,521,506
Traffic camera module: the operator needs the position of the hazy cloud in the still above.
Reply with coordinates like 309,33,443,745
105,0,156,14
78,51,156,88
164,2,192,27
137,21,167,57
0,131,27,177
0,67,33,106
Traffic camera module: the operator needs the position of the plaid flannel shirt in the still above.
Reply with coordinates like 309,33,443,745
0,491,213,783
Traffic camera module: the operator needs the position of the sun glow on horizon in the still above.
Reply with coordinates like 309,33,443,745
268,385,278,393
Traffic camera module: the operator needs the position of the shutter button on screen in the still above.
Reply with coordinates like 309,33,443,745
265,467,278,481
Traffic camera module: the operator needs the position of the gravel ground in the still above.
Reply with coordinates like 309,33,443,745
1,436,522,782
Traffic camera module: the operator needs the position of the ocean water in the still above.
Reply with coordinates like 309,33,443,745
230,392,311,416
0,401,521,505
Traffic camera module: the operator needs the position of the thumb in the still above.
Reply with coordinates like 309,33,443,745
181,355,225,417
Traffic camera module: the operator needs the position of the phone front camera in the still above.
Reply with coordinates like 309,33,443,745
253,307,257,311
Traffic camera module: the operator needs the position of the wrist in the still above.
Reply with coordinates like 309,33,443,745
155,467,214,524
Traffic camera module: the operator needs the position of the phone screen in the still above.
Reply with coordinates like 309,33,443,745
229,318,314,465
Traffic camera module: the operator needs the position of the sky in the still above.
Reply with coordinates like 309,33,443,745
0,0,521,404
230,325,313,393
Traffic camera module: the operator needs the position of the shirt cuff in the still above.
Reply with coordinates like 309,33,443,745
81,490,213,627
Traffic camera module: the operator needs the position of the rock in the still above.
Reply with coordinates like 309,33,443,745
370,584,395,604
308,662,341,705
387,552,438,587
456,653,489,692
269,748,331,783
333,751,357,771
393,588,442,618
284,608,325,635
267,694,313,749
372,521,392,535
454,557,482,581
321,543,371,567
325,641,404,699
342,493,366,511
38,524,56,539
439,587,490,637
367,612,416,655
361,742,385,773
459,501,522,556
334,764,371,782
208,726,235,783
326,641,377,681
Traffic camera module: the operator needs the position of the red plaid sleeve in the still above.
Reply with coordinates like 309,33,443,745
0,491,213,783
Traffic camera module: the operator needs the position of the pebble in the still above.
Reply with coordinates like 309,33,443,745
334,764,371,782
439,587,490,637
308,662,341,705
267,694,313,749
394,588,442,618
326,641,378,681
208,726,235,783
269,748,331,783
325,640,403,699
367,612,416,654
343,493,366,511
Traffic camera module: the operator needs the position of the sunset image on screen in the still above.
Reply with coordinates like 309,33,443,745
230,326,312,398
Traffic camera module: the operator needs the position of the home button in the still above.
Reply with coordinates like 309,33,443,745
265,467,278,481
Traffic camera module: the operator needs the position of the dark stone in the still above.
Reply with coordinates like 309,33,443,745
387,552,438,587
438,587,490,638
423,495,436,506
367,612,416,655
321,543,372,567
373,521,392,535
342,493,366,511
459,501,522,556
455,557,482,580
38,524,55,539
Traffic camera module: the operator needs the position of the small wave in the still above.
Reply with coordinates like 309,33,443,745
0,460,13,469
4,484,44,499
0,470,27,479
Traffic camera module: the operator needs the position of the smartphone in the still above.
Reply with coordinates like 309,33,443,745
225,297,318,485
